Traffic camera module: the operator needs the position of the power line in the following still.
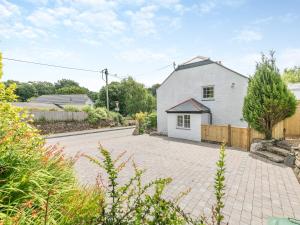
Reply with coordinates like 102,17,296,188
3,57,100,73
3,57,128,80
134,62,175,77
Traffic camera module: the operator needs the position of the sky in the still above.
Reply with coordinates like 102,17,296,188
0,0,300,91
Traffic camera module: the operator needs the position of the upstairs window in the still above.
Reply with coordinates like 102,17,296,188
202,86,214,100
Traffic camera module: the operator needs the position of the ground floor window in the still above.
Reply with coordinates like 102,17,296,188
184,115,190,128
177,114,190,129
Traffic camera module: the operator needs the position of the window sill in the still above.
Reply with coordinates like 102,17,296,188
202,98,215,101
176,127,191,130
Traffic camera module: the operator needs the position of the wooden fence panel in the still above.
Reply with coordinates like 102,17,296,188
201,124,228,143
31,111,88,121
231,127,249,150
285,104,300,137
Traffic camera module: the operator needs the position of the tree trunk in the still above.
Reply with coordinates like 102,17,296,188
265,120,272,140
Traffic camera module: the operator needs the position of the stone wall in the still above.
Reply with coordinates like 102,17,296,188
33,120,117,135
294,149,300,182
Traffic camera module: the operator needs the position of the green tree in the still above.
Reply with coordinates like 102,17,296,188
97,78,156,115
87,90,99,102
15,83,38,102
282,66,300,83
30,81,55,95
54,79,79,89
148,83,160,96
243,52,297,139
96,81,124,112
56,85,88,94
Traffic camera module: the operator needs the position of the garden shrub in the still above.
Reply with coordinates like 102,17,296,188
83,106,108,124
135,112,148,134
145,112,157,130
85,144,227,225
134,112,157,134
0,70,103,224
108,111,124,125
64,105,81,112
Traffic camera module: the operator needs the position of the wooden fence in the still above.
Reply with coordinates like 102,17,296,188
31,111,88,122
201,102,300,151
201,124,284,151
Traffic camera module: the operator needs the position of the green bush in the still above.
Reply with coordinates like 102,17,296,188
108,111,124,125
82,106,123,125
64,105,81,112
82,106,108,124
85,145,227,225
134,112,157,134
0,69,103,224
145,112,157,130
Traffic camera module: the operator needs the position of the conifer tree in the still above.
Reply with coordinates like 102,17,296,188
243,51,297,139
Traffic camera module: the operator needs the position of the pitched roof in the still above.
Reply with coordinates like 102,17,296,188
30,94,92,105
158,55,248,90
166,98,210,114
12,102,62,110
180,56,209,65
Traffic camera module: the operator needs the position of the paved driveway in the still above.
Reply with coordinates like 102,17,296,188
47,129,300,225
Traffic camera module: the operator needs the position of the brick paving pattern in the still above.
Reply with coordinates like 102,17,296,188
47,129,300,225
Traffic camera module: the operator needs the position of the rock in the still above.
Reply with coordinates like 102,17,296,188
250,142,264,153
260,139,276,148
132,127,139,135
295,167,300,176
296,159,300,168
284,154,295,167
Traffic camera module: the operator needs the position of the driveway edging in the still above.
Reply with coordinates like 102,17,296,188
44,126,135,139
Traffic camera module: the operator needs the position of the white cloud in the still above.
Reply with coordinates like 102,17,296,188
126,5,158,36
119,48,169,63
197,0,245,14
27,9,58,27
0,0,20,18
252,16,273,25
234,29,263,42
199,0,216,14
279,13,298,23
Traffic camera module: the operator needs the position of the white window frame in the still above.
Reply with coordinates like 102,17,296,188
202,85,214,100
177,115,183,127
177,114,190,129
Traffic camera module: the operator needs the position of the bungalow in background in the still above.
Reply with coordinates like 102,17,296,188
30,94,94,108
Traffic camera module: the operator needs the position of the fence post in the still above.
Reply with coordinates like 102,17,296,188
247,127,251,151
227,124,231,147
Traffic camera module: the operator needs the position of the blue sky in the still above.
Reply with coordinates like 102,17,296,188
0,0,299,91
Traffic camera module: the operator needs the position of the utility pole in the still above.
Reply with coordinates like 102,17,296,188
101,68,109,110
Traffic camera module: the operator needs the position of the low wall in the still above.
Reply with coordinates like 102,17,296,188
34,120,116,135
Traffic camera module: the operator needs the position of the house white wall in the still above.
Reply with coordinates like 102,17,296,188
167,113,201,141
157,63,249,135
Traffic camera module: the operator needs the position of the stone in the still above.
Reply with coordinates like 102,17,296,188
250,142,264,153
132,127,139,135
296,159,300,168
295,167,300,176
260,139,275,148
284,154,295,167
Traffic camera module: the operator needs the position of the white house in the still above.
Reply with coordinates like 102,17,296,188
288,83,300,100
157,56,249,141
